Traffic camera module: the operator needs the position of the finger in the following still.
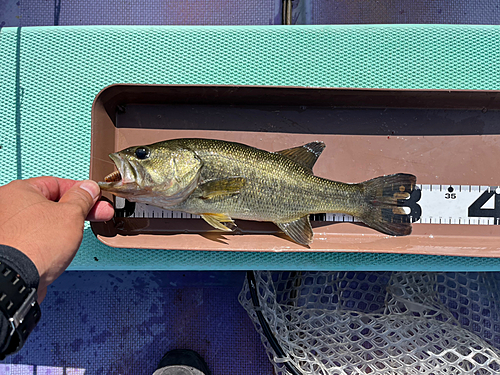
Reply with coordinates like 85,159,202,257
26,177,78,201
59,180,100,219
86,200,115,222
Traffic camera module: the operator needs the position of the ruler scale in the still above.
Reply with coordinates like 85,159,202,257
114,184,500,226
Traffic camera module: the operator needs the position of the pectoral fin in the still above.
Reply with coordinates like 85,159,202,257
201,213,236,232
276,141,326,172
199,177,247,200
276,216,313,246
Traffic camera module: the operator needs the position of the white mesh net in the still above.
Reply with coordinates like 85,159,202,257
239,271,500,375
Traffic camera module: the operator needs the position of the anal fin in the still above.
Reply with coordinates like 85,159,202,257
201,213,236,232
275,216,313,246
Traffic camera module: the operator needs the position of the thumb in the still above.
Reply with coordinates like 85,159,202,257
58,180,100,219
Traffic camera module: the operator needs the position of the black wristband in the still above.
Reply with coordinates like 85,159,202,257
0,262,41,359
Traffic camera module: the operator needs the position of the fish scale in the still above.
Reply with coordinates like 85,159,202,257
171,139,360,222
99,138,416,245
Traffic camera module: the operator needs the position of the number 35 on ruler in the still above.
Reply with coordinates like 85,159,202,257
408,185,500,225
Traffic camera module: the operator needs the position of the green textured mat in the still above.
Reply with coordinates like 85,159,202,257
1,25,500,270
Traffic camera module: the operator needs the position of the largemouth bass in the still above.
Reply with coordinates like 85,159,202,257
98,138,416,245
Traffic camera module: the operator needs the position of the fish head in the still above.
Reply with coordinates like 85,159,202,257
98,142,202,206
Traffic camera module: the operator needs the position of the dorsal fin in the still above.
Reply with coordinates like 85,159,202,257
276,141,326,172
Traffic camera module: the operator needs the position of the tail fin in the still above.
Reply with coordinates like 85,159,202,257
360,173,416,236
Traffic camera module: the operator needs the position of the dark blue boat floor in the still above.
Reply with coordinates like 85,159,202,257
4,271,271,375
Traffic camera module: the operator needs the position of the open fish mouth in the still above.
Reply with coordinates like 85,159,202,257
98,153,138,191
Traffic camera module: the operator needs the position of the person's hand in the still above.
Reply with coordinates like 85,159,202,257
0,177,115,302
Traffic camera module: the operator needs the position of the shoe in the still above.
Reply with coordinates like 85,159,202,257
154,349,211,375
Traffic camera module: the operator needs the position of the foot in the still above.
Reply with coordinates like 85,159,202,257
153,349,211,375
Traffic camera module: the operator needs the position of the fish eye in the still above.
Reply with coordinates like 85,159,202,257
135,147,150,160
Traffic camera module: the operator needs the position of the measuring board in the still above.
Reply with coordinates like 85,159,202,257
114,184,500,226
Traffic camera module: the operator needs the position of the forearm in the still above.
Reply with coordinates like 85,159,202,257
0,178,113,359
0,245,41,359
